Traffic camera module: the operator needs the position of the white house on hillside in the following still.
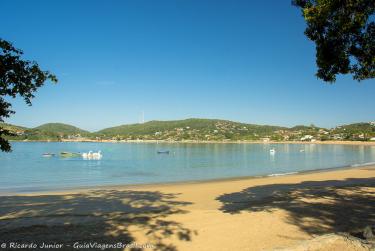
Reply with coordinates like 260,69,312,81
301,135,314,141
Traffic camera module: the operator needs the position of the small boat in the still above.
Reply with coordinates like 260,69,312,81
82,150,102,160
299,149,305,152
82,151,92,159
92,150,102,159
60,152,81,158
157,150,170,154
269,149,276,154
42,153,55,157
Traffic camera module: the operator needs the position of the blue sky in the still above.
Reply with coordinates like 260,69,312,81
1,0,374,131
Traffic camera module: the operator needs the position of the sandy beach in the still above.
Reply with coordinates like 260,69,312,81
0,165,374,250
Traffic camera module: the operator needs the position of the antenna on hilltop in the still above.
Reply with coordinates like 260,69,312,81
140,111,145,124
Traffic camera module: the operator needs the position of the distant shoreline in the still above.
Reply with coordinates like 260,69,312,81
9,139,375,146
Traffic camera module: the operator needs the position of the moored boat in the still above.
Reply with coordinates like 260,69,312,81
82,150,102,160
60,152,81,158
42,153,55,157
157,150,170,154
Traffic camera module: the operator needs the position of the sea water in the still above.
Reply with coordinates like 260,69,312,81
0,142,374,192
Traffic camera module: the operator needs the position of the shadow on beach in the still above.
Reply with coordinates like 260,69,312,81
0,190,196,251
216,177,375,236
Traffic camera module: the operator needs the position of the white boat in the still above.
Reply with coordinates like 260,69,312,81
270,149,276,154
42,153,55,157
92,150,102,159
82,150,102,160
82,151,92,159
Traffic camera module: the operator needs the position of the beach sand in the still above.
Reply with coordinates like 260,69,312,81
0,166,374,250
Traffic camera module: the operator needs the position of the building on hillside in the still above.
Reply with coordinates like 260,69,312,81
333,134,343,140
300,135,314,141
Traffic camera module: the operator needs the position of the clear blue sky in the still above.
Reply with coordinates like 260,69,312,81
1,0,374,131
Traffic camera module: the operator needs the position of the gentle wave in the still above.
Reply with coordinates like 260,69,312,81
267,172,299,177
351,162,375,167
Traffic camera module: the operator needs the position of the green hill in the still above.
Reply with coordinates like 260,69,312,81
331,122,375,140
0,123,29,132
1,119,374,141
34,123,90,136
0,122,90,141
97,118,287,140
335,122,375,133
290,125,321,131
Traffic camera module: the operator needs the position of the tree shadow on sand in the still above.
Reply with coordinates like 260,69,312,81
216,177,375,236
0,190,196,251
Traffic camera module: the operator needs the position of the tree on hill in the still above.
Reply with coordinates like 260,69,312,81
0,39,57,152
293,0,375,82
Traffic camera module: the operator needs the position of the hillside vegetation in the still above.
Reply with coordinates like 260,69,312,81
96,119,287,140
1,119,375,142
34,123,90,135
0,122,89,141
0,123,28,132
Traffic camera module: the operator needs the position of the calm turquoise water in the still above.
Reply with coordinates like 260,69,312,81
0,142,375,192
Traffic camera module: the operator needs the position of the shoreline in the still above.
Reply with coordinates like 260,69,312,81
3,162,374,196
9,139,375,146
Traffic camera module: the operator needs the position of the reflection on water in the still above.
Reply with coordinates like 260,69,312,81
0,142,375,192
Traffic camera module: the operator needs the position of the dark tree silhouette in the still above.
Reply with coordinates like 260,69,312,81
293,0,375,82
0,38,57,152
